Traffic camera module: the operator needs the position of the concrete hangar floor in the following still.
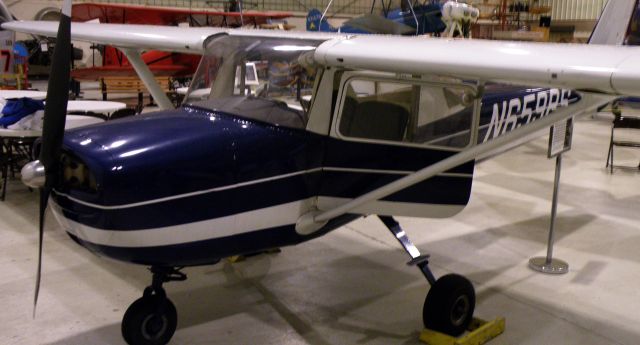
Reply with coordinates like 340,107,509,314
0,112,639,345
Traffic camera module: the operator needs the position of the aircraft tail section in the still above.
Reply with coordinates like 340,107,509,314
306,8,335,32
306,8,323,31
589,0,636,45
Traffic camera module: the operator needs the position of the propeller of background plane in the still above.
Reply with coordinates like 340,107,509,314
20,0,72,316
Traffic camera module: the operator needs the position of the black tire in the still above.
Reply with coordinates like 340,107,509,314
122,295,178,345
423,274,475,336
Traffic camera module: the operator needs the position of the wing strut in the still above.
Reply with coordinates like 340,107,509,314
120,48,175,110
295,93,614,235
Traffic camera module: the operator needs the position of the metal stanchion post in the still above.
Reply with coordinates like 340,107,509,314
529,153,569,274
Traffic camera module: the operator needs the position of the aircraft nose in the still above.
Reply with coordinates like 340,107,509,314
57,107,235,206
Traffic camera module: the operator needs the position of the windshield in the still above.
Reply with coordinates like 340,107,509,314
185,35,322,129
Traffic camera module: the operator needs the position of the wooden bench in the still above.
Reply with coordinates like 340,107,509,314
100,76,174,109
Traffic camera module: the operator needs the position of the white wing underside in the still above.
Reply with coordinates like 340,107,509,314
2,21,338,54
314,36,640,97
5,20,640,97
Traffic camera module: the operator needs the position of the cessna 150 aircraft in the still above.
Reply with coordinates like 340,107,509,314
3,0,640,344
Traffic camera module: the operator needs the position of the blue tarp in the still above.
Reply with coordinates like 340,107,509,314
0,97,45,127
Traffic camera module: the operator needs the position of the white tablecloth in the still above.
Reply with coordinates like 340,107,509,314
0,90,47,101
66,100,127,114
0,99,126,115
0,115,105,138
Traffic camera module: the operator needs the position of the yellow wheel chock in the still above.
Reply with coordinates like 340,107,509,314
420,317,505,345
226,255,245,263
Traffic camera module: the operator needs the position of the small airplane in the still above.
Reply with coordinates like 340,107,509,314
306,0,445,35
3,0,640,344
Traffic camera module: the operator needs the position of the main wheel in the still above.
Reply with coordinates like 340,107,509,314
423,274,475,336
122,295,178,345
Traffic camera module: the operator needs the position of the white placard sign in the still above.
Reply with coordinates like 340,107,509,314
548,117,573,158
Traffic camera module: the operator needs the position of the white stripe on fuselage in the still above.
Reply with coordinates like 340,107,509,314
51,197,469,247
50,198,317,248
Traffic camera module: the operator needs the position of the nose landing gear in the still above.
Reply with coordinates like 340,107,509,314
378,216,475,337
121,267,186,345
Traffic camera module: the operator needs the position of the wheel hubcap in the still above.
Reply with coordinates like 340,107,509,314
450,295,470,326
141,313,168,340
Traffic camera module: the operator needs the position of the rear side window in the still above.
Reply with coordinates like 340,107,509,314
337,78,474,149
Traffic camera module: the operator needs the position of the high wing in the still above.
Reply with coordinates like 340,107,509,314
314,36,640,97
4,21,220,54
2,20,338,54
5,20,640,98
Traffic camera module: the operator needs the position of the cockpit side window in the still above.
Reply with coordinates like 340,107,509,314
337,77,474,149
339,80,413,141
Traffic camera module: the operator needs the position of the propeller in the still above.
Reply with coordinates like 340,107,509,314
23,0,72,317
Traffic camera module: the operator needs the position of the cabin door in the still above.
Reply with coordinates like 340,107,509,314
318,71,480,218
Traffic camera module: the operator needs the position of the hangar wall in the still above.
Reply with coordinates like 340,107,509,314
10,0,612,20
538,0,607,21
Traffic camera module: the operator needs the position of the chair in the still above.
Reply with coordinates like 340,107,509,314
606,111,640,173
109,108,137,120
68,111,108,121
0,136,36,201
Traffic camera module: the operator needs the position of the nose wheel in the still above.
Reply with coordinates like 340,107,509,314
122,291,177,345
378,216,476,337
122,267,186,345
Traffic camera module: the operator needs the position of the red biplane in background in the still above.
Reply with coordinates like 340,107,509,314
70,2,292,80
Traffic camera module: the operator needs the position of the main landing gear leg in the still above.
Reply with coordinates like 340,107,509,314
378,216,475,337
121,267,187,345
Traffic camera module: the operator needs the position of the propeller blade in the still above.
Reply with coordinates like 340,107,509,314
33,188,50,317
33,0,72,317
39,0,71,174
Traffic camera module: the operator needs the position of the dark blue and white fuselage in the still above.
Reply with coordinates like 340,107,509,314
49,35,582,267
